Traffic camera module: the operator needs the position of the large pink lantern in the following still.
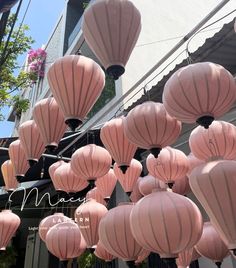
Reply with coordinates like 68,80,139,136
47,55,105,131
71,144,112,187
189,160,236,254
75,199,108,249
114,159,142,195
18,120,45,166
82,0,141,80
1,160,18,191
95,241,115,262
189,121,236,161
8,140,29,181
53,163,88,193
39,213,71,242
45,222,82,262
124,102,181,157
163,62,236,128
0,210,21,249
95,169,117,201
130,191,203,264
147,147,189,188
195,222,228,267
100,117,137,173
176,248,193,268
130,177,143,203
48,160,65,191
33,97,67,152
99,203,143,264
86,187,107,206
138,174,167,196
186,153,204,177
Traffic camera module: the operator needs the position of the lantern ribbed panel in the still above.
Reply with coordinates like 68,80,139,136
163,62,236,125
176,248,193,268
135,248,150,264
95,169,117,199
8,140,29,177
48,160,65,191
0,210,20,248
47,55,105,122
71,144,112,182
173,176,191,196
39,213,71,242
130,191,203,258
99,203,143,261
53,163,88,193
82,0,141,70
18,120,45,162
187,153,204,177
147,147,189,184
195,222,228,263
95,241,115,262
45,222,82,260
33,97,66,149
114,159,142,193
130,177,143,203
189,121,236,161
189,160,236,250
138,174,167,196
86,187,107,206
75,199,108,248
100,117,137,168
1,160,18,191
123,102,181,151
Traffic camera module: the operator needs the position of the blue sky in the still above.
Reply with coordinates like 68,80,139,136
0,0,65,138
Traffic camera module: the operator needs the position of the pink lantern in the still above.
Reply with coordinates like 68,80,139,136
71,144,112,187
0,210,20,248
130,177,143,203
82,0,141,80
138,174,167,196
75,199,108,249
146,147,189,188
39,213,71,242
18,120,45,166
189,160,236,253
189,121,236,161
172,176,191,196
163,62,236,128
130,191,203,263
95,169,117,201
8,140,29,181
48,160,65,191
100,117,137,173
1,160,18,191
53,163,88,193
99,203,143,264
114,159,142,195
176,248,193,268
186,153,204,177
86,187,107,206
33,97,67,152
123,102,181,157
195,222,228,267
45,222,82,260
47,55,105,131
95,241,115,262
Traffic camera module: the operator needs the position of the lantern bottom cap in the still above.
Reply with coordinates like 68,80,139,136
126,260,136,268
104,197,110,202
215,261,222,268
196,115,214,129
119,165,129,174
45,144,58,153
106,65,125,80
88,179,96,189
150,147,162,158
16,175,25,183
65,118,82,132
28,159,38,167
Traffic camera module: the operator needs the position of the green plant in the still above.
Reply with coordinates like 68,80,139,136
78,251,96,268
0,246,17,268
11,95,30,117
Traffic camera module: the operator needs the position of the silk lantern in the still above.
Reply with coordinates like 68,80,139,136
147,147,189,188
8,139,29,182
163,62,236,128
195,222,228,268
47,55,105,131
138,174,167,196
172,176,191,196
0,210,20,249
95,169,117,201
71,144,112,187
86,187,107,206
82,0,141,80
189,121,236,161
114,159,142,196
99,203,143,266
176,248,193,268
124,102,181,157
100,117,137,173
33,97,67,152
75,199,108,249
130,191,203,265
18,120,45,166
187,153,204,177
95,241,115,262
130,177,143,203
1,160,18,191
189,160,236,253
48,160,65,191
53,163,88,193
